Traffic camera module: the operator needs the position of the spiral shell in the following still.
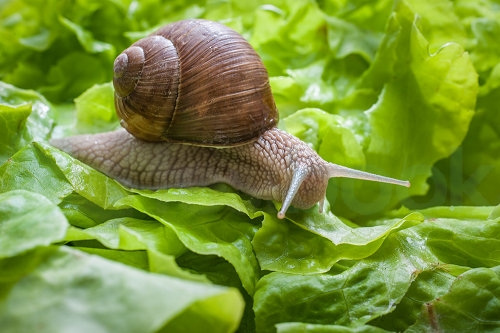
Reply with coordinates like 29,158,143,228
113,19,279,145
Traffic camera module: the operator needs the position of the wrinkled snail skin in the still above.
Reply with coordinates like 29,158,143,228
50,19,411,219
49,127,331,212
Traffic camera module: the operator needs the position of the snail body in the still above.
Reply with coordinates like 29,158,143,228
50,128,329,213
50,19,409,219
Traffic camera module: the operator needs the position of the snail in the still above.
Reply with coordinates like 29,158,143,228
50,19,410,219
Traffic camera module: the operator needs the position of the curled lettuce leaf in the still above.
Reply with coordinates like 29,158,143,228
0,103,32,165
277,322,390,333
64,217,207,282
0,190,68,258
0,82,53,159
115,195,261,296
253,204,422,273
405,0,500,208
253,235,434,333
0,246,244,333
59,193,148,229
330,3,477,219
370,269,459,332
254,211,500,332
406,266,500,332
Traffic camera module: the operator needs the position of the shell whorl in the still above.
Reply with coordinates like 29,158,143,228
113,19,279,146
113,47,144,98
113,35,180,142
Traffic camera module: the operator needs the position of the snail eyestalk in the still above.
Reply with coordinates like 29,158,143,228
278,167,308,219
327,163,411,187
276,163,409,219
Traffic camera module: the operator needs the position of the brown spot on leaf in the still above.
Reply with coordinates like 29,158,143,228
426,302,441,333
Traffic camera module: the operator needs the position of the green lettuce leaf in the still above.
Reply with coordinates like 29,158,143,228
406,266,500,332
39,52,109,104
384,205,496,221
0,142,129,207
370,268,465,331
253,235,434,333
282,108,368,167
325,15,383,63
253,205,422,273
369,211,500,330
0,0,129,103
446,63,500,206
0,246,245,333
115,195,261,296
177,252,256,333
0,144,74,204
73,82,120,134
0,190,68,258
2,1,499,332
0,103,32,165
64,216,209,282
59,16,115,56
405,0,467,53
404,0,500,209
51,82,121,139
59,193,149,228
35,141,129,207
75,247,150,271
326,2,478,219
254,209,500,332
276,322,390,333
401,217,500,269
66,217,186,257
489,204,500,220
0,82,53,152
129,186,263,218
250,0,327,76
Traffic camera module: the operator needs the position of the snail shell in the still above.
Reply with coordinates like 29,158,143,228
113,19,278,145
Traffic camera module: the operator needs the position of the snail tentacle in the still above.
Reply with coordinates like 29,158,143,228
278,166,308,219
327,164,411,187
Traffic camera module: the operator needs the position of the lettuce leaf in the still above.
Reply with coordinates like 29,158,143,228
327,2,477,219
177,252,257,333
115,195,261,296
0,82,53,149
253,235,433,332
406,266,500,332
59,193,149,228
404,0,500,208
64,217,208,282
0,103,32,165
253,206,422,273
0,246,244,333
370,269,459,332
254,211,500,332
276,322,390,333
0,190,68,258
